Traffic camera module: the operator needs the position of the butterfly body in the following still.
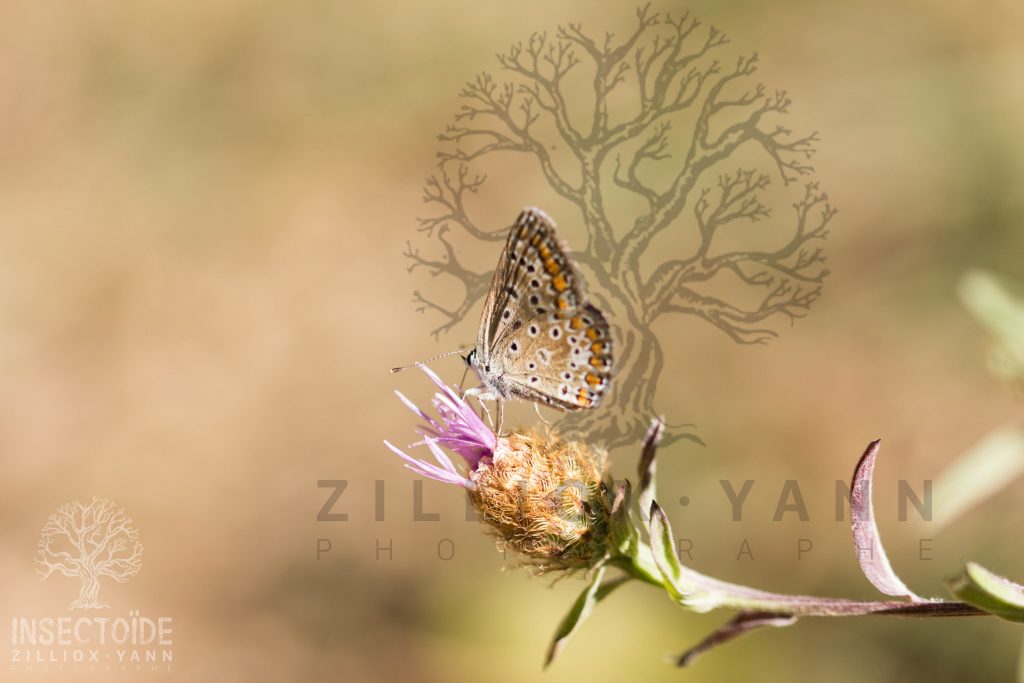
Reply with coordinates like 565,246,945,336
466,207,613,427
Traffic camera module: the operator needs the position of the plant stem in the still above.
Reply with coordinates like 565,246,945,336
616,539,987,618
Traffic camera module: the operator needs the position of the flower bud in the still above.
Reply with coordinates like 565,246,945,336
385,367,615,571
470,430,612,572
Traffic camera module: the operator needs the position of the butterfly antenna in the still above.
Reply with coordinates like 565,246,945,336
390,347,472,374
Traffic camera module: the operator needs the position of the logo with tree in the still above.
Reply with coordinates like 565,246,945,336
35,498,143,610
408,6,836,447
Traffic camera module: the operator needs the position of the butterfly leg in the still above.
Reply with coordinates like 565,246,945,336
494,399,504,436
532,402,557,441
462,386,496,429
478,399,494,429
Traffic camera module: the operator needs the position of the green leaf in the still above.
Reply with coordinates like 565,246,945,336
932,427,1024,532
607,480,636,556
637,418,665,519
648,501,688,600
947,562,1024,623
959,269,1024,387
544,564,628,668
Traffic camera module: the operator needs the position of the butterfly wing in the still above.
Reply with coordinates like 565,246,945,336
484,208,613,410
477,207,582,357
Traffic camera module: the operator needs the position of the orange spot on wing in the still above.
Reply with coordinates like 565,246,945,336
576,389,592,407
585,373,601,387
586,328,601,340
570,317,584,330
590,342,603,354
545,259,560,275
552,273,567,291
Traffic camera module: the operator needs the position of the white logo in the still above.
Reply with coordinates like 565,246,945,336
35,498,143,610
10,498,172,673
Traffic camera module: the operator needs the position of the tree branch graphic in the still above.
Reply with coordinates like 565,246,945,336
409,6,836,447
36,498,143,610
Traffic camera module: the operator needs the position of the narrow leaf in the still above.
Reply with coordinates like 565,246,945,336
638,417,665,518
544,565,628,667
959,269,1024,387
610,479,630,518
931,426,1024,532
947,562,1024,623
648,501,685,600
850,440,920,600
675,611,797,667
608,480,636,555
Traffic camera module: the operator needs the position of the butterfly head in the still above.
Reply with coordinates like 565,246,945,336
464,347,495,376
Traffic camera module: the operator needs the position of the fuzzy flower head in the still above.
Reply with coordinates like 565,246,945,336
384,367,613,571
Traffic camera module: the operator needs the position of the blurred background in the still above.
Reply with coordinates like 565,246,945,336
0,0,1022,681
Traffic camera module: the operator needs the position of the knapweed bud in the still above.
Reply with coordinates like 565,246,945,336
384,367,613,572
470,431,611,572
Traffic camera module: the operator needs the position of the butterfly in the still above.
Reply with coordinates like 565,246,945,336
463,207,614,431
